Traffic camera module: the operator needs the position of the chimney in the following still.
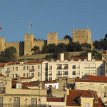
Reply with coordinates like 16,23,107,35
60,53,64,61
88,52,92,61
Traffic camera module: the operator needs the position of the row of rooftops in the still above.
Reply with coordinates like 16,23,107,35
76,75,107,83
0,73,105,106
47,90,103,107
0,60,43,67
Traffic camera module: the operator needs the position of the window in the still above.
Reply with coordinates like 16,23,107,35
38,65,40,69
27,73,28,77
32,66,34,69
23,66,25,70
31,73,34,77
64,71,68,75
15,74,18,77
13,97,20,107
63,64,68,69
27,66,29,70
31,98,37,107
57,64,62,70
49,77,52,81
7,68,10,71
72,71,76,75
16,67,18,71
72,65,76,69
49,73,52,76
12,74,14,78
49,66,52,70
23,73,25,77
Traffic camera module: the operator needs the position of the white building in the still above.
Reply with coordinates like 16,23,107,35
0,61,42,81
44,53,105,81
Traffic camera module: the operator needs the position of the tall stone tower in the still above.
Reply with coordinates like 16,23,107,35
47,32,58,45
24,34,34,55
72,29,92,44
0,37,5,52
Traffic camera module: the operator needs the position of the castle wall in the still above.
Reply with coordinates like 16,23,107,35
5,42,20,56
58,39,69,44
34,40,45,50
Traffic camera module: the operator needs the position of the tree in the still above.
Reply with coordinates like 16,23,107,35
93,40,102,50
56,43,66,53
81,43,91,51
64,35,72,43
0,47,17,62
66,42,82,52
42,44,56,53
31,46,40,54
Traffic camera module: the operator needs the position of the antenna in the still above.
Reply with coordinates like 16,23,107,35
27,23,32,34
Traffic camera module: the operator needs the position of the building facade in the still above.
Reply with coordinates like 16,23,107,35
75,75,107,104
0,61,42,82
44,53,105,81
0,76,47,107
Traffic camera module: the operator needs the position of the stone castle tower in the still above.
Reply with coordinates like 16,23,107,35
47,32,58,45
72,29,92,44
24,34,35,55
0,37,5,52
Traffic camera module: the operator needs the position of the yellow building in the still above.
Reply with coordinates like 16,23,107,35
72,29,92,44
0,75,47,106
75,75,107,105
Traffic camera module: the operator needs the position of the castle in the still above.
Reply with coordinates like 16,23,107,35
0,29,92,56
0,32,69,56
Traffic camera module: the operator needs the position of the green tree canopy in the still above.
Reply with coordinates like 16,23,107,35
31,46,40,54
56,43,66,53
0,47,17,62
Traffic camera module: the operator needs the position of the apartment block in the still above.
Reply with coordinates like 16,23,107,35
44,53,105,81
0,61,42,82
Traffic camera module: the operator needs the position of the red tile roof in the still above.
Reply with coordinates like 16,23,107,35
22,81,39,87
76,75,107,83
66,90,103,107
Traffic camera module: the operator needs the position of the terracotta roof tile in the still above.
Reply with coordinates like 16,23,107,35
66,90,103,107
76,75,107,83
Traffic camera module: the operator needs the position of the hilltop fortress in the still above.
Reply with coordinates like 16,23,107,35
0,29,92,56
